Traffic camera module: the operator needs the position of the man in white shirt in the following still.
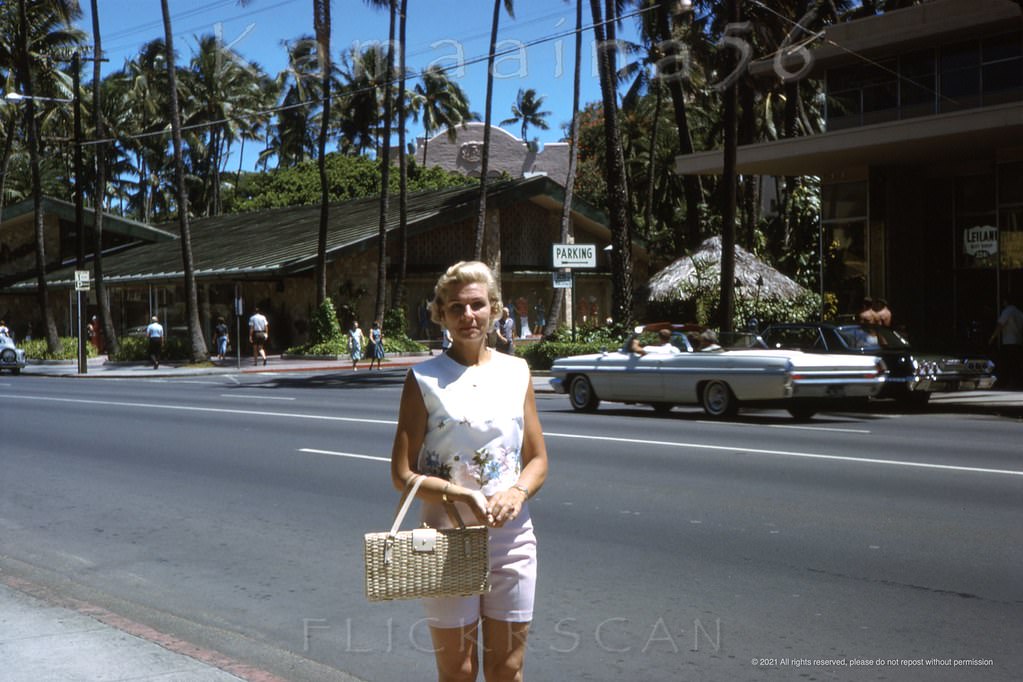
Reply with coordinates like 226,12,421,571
990,299,1023,388
248,307,269,366
145,316,164,369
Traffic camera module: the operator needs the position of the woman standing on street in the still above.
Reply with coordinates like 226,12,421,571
389,260,548,681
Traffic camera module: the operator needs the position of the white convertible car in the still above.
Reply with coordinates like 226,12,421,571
549,324,887,420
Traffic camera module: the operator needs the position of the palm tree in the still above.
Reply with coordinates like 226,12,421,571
261,37,323,169
9,0,83,354
89,0,120,357
160,0,207,362
313,0,331,305
473,0,515,267
545,0,584,337
500,87,551,142
184,34,272,216
413,65,472,165
589,0,633,323
364,0,397,325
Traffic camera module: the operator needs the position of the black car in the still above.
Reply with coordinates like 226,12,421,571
758,323,996,405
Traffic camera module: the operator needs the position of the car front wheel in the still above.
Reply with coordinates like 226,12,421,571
569,375,600,412
701,380,738,418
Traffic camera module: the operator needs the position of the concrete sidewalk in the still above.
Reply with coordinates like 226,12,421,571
0,578,250,682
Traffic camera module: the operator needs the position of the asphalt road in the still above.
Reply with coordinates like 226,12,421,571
1,370,1020,681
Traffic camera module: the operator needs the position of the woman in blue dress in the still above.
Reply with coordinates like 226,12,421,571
348,321,365,371
368,319,385,370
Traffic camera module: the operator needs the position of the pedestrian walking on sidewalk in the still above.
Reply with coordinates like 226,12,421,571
368,320,385,370
145,316,164,369
213,316,229,361
249,308,269,366
389,260,549,681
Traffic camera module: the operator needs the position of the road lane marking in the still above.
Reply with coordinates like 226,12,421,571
543,431,1023,478
13,394,396,425
13,395,1019,478
299,448,389,462
219,393,296,401
695,420,872,434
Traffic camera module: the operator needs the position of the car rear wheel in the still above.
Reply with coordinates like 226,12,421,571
569,375,600,412
899,391,931,408
787,405,817,420
701,380,738,418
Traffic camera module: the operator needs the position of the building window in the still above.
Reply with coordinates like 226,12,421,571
956,173,996,269
822,181,868,316
825,31,1021,128
999,162,1023,270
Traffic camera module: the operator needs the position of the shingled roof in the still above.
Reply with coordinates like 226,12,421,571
7,176,609,290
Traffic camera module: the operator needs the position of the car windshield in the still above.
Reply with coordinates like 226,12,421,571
835,325,910,350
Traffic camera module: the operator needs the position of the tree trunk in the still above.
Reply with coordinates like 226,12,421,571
314,0,332,306
656,2,703,252
719,0,740,335
544,0,584,338
161,0,208,361
375,1,397,324
395,0,409,310
92,0,118,356
17,0,60,354
590,0,632,324
473,0,503,263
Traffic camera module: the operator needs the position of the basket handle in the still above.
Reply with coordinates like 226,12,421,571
388,475,468,537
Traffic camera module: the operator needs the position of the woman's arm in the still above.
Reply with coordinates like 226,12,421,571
390,371,489,522
487,378,549,526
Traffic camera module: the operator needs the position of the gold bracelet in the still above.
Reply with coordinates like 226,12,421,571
441,482,451,503
512,484,529,498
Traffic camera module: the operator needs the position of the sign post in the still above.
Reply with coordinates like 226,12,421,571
74,270,90,374
234,286,243,369
552,244,596,341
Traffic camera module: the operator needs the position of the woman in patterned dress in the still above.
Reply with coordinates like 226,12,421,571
390,261,549,681
368,320,385,370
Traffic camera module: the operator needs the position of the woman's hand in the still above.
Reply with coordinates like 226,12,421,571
486,486,528,527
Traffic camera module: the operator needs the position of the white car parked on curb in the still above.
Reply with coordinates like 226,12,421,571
549,323,887,420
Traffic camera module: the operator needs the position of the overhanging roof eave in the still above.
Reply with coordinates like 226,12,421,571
674,102,1023,176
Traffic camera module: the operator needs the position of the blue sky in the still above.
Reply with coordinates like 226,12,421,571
78,0,645,170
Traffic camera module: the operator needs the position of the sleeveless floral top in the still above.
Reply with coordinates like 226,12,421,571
412,351,529,497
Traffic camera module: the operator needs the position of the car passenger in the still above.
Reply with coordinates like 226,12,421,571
630,329,682,355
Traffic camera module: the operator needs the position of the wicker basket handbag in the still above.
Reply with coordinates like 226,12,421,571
365,475,491,602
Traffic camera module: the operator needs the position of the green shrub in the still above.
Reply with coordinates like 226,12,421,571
309,299,343,345
21,337,98,361
383,306,427,353
519,339,619,371
107,336,192,362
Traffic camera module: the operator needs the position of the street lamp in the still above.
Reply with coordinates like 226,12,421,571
4,84,86,374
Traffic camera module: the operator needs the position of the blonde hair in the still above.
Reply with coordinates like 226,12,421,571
430,260,502,325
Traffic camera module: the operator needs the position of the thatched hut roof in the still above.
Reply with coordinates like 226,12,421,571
647,236,808,302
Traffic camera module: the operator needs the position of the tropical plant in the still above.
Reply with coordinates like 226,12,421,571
4,0,85,354
588,0,633,323
412,65,472,165
160,0,207,362
500,87,551,142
